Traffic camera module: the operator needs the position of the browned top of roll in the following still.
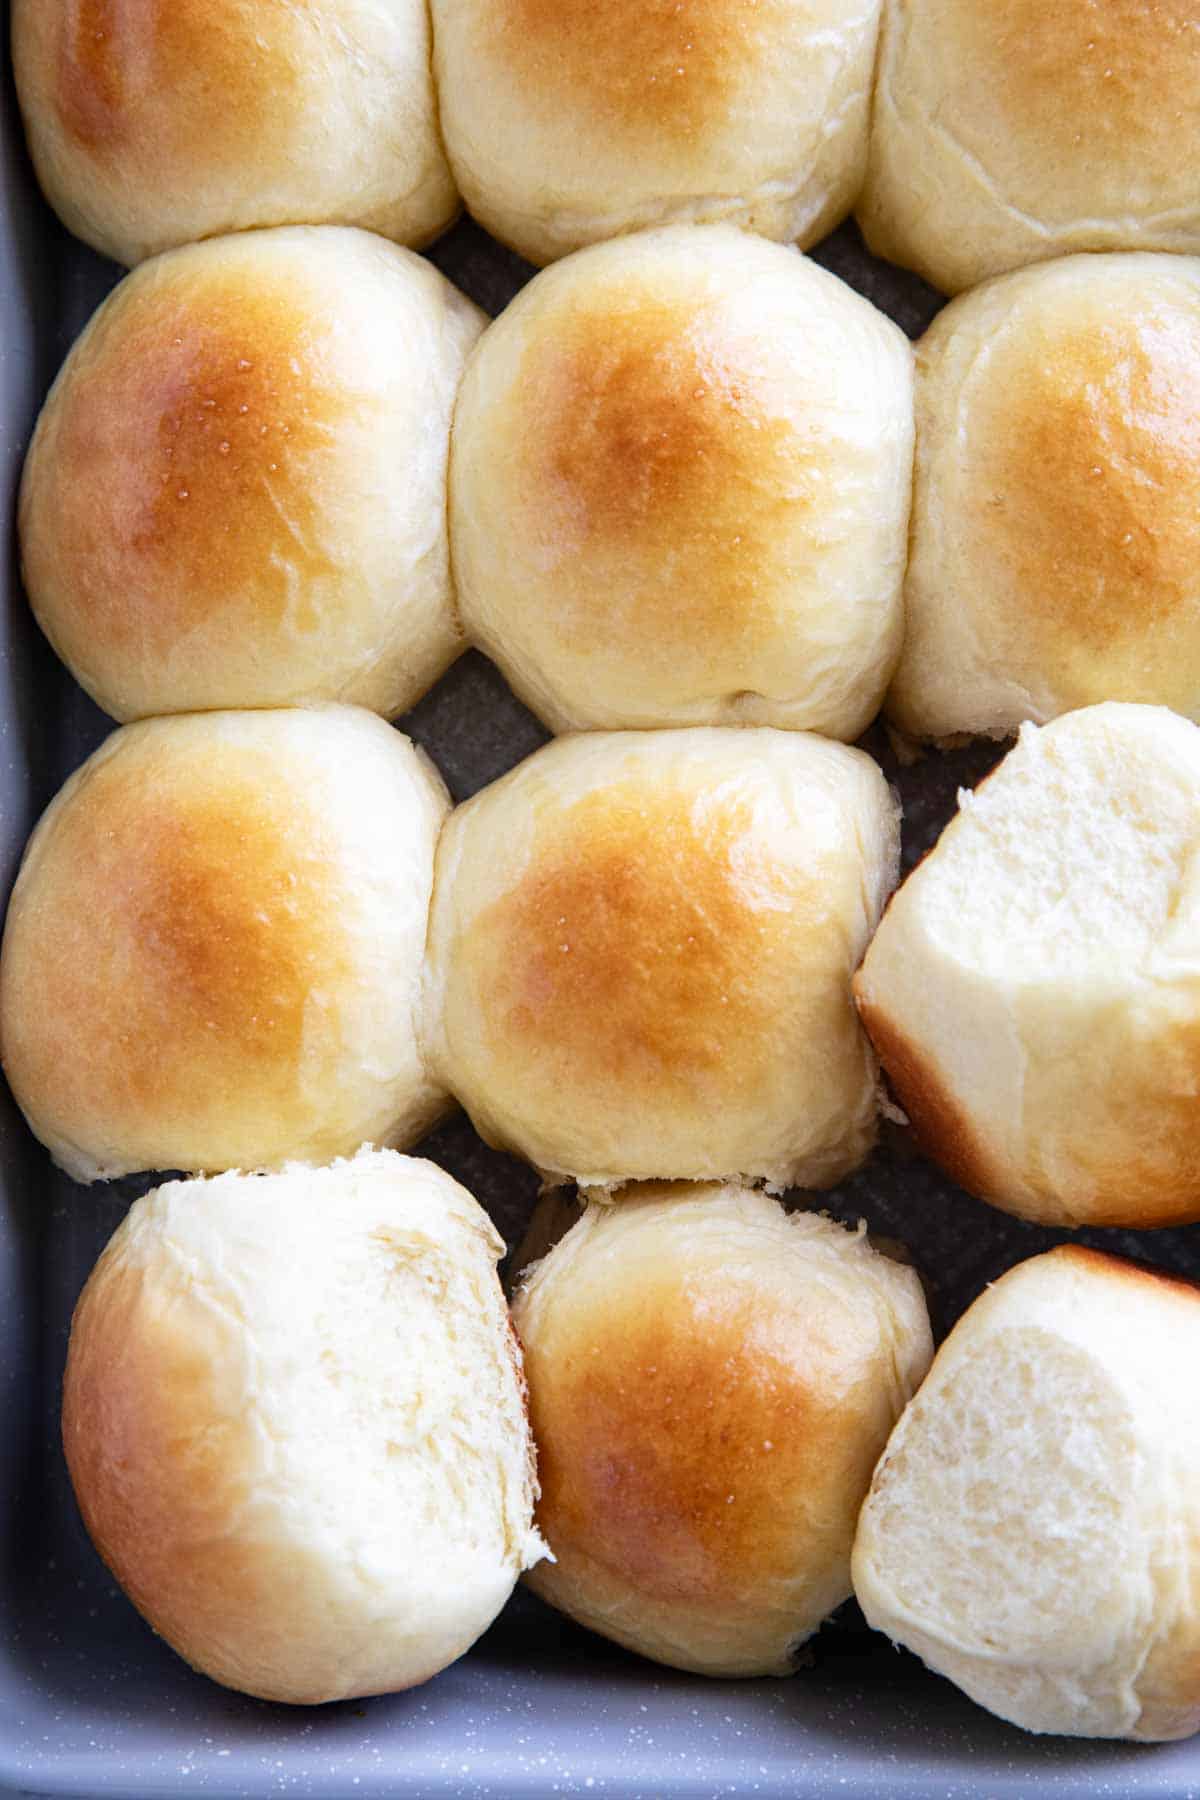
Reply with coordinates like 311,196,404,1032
38,269,345,659
15,0,457,265
529,1264,869,1604
970,307,1200,651
471,781,803,1103
5,739,346,1145
53,0,301,171
0,707,448,1181
491,0,790,145
512,291,800,649
967,0,1200,171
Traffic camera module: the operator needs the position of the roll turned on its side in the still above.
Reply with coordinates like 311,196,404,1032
854,1245,1200,1740
63,1151,544,1704
856,704,1200,1229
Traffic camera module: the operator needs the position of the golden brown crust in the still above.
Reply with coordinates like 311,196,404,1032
969,306,1200,655
1050,1051,1200,1229
512,291,804,652
0,741,349,1157
62,1247,266,1682
857,977,1200,1230
976,0,1200,171
23,267,345,664
854,984,1001,1203
470,784,805,1112
494,0,787,146
523,1271,865,1607
861,0,1200,297
431,730,893,1186
52,1,300,171
16,0,458,266
1054,1244,1200,1300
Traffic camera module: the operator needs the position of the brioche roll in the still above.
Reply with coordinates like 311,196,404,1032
13,0,458,266
856,704,1200,1228
431,0,882,266
20,228,483,723
854,1245,1200,1740
425,729,899,1190
891,255,1200,743
63,1151,544,1704
0,707,449,1182
859,0,1200,294
452,227,913,738
514,1182,932,1676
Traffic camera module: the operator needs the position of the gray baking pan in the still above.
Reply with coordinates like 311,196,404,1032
3,28,1200,1800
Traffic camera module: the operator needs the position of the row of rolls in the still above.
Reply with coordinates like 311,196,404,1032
63,1148,1200,1743
14,0,1200,292
22,221,1200,749
11,696,1200,1235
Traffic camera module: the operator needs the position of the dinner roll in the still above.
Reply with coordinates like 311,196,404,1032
63,1150,544,1704
20,228,483,723
859,0,1200,294
890,255,1200,744
0,707,449,1182
514,1182,932,1677
431,0,882,266
12,0,457,266
854,1245,1200,1740
451,227,913,738
855,704,1200,1229
425,729,899,1189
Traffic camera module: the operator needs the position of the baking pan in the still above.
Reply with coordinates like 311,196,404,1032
4,28,1200,1800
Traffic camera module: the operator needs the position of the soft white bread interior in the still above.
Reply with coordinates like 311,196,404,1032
451,226,913,738
859,0,1200,294
431,0,882,266
855,703,1200,1228
62,1150,545,1704
853,1244,1200,1741
20,228,483,723
890,254,1200,744
12,0,458,266
514,1181,932,1677
0,707,449,1182
424,728,899,1190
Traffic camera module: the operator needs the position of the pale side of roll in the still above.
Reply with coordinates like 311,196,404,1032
12,0,458,266
431,0,882,266
890,254,1200,744
859,0,1200,294
63,1150,545,1705
424,729,899,1190
20,228,483,723
855,703,1200,1229
513,1181,932,1677
854,1245,1200,1741
0,707,449,1182
451,226,913,738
